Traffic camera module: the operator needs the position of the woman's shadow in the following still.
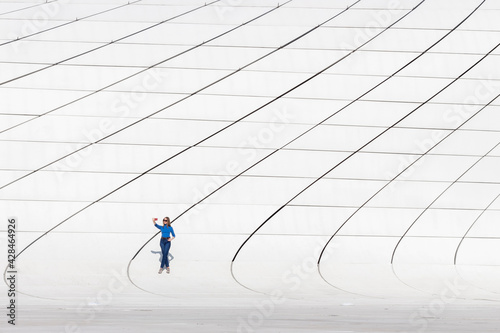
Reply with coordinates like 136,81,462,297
151,250,174,264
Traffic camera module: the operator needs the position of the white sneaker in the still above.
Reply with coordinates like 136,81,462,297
158,268,164,274
166,267,170,274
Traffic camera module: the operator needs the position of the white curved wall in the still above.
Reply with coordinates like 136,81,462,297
1,0,500,331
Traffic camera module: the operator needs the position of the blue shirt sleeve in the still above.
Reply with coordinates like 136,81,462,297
154,223,161,230
170,227,176,237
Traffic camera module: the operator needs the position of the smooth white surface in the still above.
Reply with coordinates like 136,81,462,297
0,40,104,64
88,5,203,23
4,65,138,90
26,21,154,42
326,50,418,76
395,102,485,129
64,43,191,67
2,1,500,332
1,3,123,20
152,93,270,121
164,45,270,70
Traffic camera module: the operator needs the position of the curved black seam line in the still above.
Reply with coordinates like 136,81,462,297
10,231,500,239
0,0,59,17
390,93,500,264
0,0,283,296
3,71,500,91
452,195,500,299
12,67,500,83
1,0,295,247
0,1,290,190
7,168,500,186
129,0,428,297
186,94,500,106
10,19,500,32
125,1,369,297
288,204,500,211
0,0,144,48
238,0,488,291
6,197,500,212
454,193,500,265
338,61,500,294
0,0,474,296
3,41,499,56
230,0,472,268
2,0,357,296
0,0,216,84
3,136,500,154
5,113,500,134
387,99,500,301
312,0,488,275
4,85,500,107
5,63,500,84
228,1,440,296
0,1,222,136
128,0,436,296
233,1,500,295
335,27,500,300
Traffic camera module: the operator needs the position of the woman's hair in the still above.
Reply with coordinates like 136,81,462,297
163,216,171,227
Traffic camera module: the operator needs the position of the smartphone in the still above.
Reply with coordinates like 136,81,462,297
154,218,158,221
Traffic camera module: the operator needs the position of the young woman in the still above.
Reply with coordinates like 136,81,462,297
153,217,175,274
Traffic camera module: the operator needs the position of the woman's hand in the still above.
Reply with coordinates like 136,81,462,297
168,237,174,241
152,218,157,224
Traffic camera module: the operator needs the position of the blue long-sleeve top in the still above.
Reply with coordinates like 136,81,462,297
155,223,176,238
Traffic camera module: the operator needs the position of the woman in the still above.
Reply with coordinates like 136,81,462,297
153,217,175,274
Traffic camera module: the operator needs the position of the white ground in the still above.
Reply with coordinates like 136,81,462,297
1,0,500,332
